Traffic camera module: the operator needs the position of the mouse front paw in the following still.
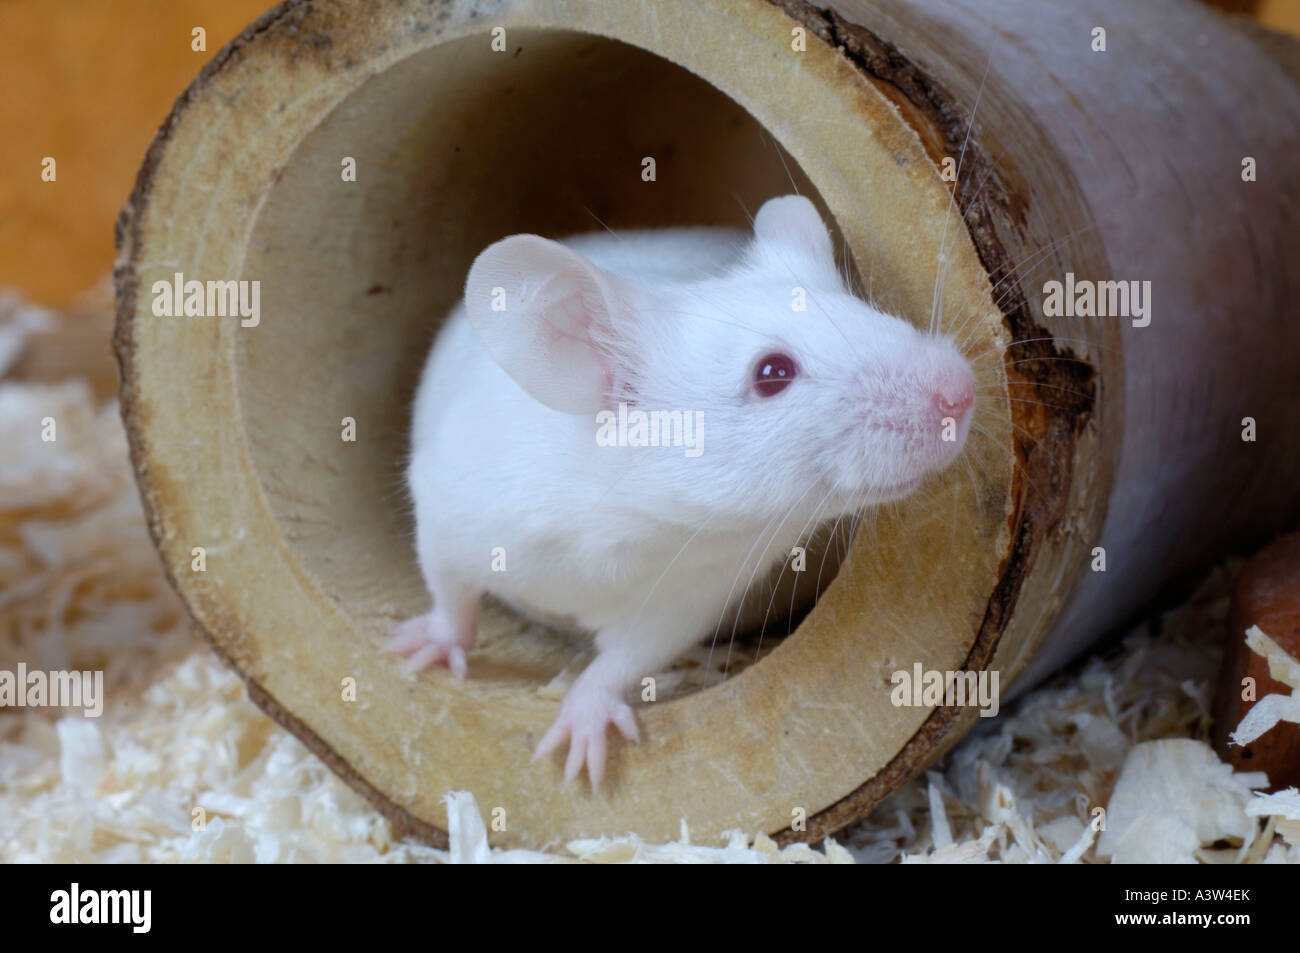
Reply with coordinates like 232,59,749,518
533,684,640,790
385,611,473,678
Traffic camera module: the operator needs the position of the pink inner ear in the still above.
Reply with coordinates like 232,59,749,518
467,234,635,413
542,288,618,407
541,291,590,349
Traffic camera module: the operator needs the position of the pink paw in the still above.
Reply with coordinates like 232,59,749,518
385,612,470,678
533,685,639,789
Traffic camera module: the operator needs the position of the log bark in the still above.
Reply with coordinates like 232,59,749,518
114,0,1300,848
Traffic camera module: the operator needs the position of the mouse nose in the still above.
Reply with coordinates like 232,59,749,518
933,368,975,421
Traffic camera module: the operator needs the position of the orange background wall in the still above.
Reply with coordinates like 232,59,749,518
0,0,273,306
2,0,1298,308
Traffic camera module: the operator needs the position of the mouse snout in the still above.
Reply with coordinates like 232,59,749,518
918,356,975,471
838,343,975,501
932,366,975,423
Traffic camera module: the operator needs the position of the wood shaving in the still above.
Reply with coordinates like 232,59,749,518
1096,740,1268,863
1228,626,1300,747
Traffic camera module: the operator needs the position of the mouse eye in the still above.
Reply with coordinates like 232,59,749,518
754,352,797,397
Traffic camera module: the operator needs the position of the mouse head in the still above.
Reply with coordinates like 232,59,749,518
465,195,976,517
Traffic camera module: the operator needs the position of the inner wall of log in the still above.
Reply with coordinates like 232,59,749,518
116,0,1017,847
238,32,837,690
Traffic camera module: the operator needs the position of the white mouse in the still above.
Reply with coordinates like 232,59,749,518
389,195,976,787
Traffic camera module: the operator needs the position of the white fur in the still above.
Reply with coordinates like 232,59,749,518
399,195,975,784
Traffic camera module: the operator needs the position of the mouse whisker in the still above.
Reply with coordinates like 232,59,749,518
749,481,839,663
705,502,791,681
779,486,843,646
946,221,1102,351
929,50,993,338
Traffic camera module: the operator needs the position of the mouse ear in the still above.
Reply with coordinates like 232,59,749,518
465,235,633,415
752,195,840,286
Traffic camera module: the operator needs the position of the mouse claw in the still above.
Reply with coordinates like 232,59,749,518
533,720,567,763
384,622,430,655
564,736,588,786
611,705,640,744
387,612,472,677
400,643,442,673
534,685,638,790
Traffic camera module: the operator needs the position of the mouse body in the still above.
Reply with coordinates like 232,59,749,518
390,196,976,786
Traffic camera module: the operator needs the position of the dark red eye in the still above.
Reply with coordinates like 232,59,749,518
754,352,797,397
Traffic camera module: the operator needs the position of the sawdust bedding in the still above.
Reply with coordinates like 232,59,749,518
1,289,1297,864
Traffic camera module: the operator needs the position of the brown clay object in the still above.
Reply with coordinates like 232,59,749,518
1213,531,1300,791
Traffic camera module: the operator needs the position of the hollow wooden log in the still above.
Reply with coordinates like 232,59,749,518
114,0,1300,848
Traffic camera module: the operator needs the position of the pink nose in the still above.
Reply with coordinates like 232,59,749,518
933,371,975,420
